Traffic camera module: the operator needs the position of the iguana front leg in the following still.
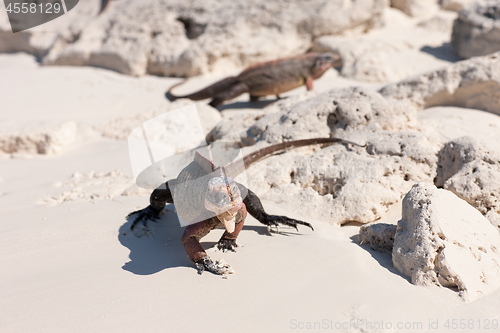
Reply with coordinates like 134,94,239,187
217,217,245,252
128,182,173,233
182,218,242,275
239,184,314,231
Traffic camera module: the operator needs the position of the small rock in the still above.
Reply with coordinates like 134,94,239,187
0,121,77,155
441,0,479,12
393,183,500,301
380,52,500,115
435,136,487,187
435,136,500,231
451,1,500,59
358,223,397,253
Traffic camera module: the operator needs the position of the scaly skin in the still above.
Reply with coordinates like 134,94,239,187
166,52,342,107
128,137,364,275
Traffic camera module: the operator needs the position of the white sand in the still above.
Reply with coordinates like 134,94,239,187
2,26,500,333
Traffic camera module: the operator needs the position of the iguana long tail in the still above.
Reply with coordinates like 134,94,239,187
222,137,365,176
166,77,239,101
242,138,365,168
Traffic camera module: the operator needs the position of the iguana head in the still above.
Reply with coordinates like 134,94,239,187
204,176,243,233
312,53,342,79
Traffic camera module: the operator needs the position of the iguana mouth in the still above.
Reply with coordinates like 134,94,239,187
216,208,239,233
205,176,243,233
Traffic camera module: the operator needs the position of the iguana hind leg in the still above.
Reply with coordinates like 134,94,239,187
128,182,173,233
249,95,260,102
209,82,249,107
239,184,314,231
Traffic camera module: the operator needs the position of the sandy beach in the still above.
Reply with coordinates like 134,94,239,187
2,1,500,332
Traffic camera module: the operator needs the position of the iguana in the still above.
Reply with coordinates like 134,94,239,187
128,137,364,275
166,53,342,107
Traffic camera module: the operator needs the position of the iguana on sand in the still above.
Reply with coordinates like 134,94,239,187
128,137,364,276
166,53,342,107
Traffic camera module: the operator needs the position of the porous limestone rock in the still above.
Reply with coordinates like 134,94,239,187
241,129,439,226
246,87,418,144
391,0,439,17
436,136,500,231
207,91,320,145
0,121,77,155
0,0,101,58
358,223,397,253
209,87,417,145
379,52,500,115
209,87,440,226
435,136,488,187
393,182,500,301
451,1,500,59
0,0,385,77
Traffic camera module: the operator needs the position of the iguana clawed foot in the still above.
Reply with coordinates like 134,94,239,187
217,239,239,252
195,256,235,276
127,206,161,235
262,214,314,233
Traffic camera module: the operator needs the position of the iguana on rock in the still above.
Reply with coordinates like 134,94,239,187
166,53,342,107
128,137,364,276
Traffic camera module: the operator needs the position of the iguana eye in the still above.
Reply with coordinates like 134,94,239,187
215,193,226,203
230,185,238,195
213,192,228,204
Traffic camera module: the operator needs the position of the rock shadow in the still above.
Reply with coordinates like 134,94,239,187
420,43,460,62
217,99,278,111
349,234,411,283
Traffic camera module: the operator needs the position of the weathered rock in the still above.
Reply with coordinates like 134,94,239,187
0,0,101,58
391,0,439,17
207,91,320,145
209,88,440,226
435,136,488,187
393,182,500,301
358,223,397,253
241,128,439,226
246,87,418,144
0,121,77,155
445,160,500,231
1,0,386,77
451,1,500,59
380,52,500,115
436,137,500,231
